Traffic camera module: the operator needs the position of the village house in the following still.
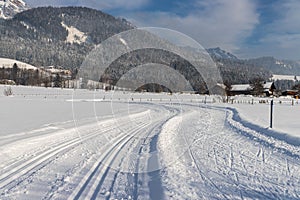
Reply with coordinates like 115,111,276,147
230,82,276,96
41,66,72,78
281,90,299,98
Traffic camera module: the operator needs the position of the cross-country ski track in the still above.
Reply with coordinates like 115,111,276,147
1,100,300,200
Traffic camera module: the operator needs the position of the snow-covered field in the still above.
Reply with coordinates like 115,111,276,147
1,85,300,199
0,58,37,70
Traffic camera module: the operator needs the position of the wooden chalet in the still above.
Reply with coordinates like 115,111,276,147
229,82,276,96
282,90,299,98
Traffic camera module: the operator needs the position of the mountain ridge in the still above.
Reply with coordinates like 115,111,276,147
206,47,238,60
0,5,298,89
0,6,134,68
207,47,300,76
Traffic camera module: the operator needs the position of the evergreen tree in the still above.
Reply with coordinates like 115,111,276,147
54,73,62,87
292,83,300,95
224,81,232,97
11,63,18,83
250,78,264,96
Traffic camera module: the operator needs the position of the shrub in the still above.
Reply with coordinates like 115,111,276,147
3,87,13,96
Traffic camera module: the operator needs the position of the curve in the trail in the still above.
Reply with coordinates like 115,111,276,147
157,103,300,199
6,100,299,200
70,103,181,200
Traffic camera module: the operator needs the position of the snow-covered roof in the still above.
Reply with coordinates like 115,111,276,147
231,82,274,92
216,83,226,89
272,74,300,81
231,84,251,91
41,66,71,76
263,82,274,89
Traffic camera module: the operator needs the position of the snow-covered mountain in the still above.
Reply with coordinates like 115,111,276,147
207,47,300,76
246,57,300,75
0,7,134,69
0,0,29,19
206,47,238,60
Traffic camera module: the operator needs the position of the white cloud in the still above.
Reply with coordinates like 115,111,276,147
275,0,300,33
238,0,300,60
24,0,300,60
81,0,149,10
26,0,149,10
125,0,259,52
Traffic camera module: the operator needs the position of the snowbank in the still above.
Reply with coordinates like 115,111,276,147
225,106,300,147
219,97,300,147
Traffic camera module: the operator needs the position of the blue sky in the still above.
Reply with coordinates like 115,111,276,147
26,0,300,60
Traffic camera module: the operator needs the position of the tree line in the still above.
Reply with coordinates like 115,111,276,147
0,63,78,88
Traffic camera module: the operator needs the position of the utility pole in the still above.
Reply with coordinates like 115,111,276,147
270,99,274,128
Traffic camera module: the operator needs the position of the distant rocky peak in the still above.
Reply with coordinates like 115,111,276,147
0,0,29,19
207,47,238,60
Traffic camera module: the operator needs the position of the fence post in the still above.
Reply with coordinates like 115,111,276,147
270,99,274,128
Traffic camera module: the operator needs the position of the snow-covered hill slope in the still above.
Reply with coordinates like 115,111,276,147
61,21,88,44
0,7,134,69
0,0,29,19
0,57,37,70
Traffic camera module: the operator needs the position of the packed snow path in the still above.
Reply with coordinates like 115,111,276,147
1,100,300,199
